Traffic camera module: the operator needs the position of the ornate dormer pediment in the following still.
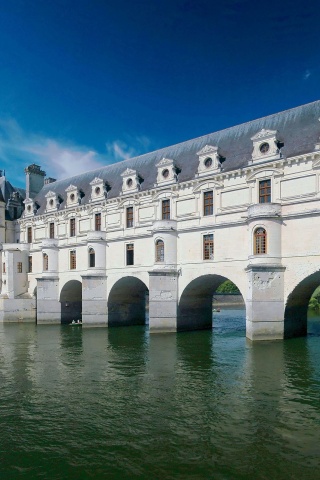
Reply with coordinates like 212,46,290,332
65,184,81,206
89,177,108,201
121,168,141,195
44,190,61,212
250,129,282,164
155,157,178,186
196,144,222,178
23,197,37,217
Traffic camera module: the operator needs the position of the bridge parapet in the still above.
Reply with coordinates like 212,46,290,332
247,203,281,219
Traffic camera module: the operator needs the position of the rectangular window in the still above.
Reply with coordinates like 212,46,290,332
259,179,271,203
28,256,32,273
27,227,32,243
17,262,23,273
95,213,101,231
70,250,76,270
126,244,134,265
126,207,133,228
203,234,214,260
162,199,170,220
43,254,48,271
49,222,54,239
13,207,18,219
204,191,213,216
2,262,5,274
70,218,76,237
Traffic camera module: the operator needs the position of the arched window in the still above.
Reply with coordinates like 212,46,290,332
89,248,95,268
155,239,164,262
43,253,48,271
254,228,267,254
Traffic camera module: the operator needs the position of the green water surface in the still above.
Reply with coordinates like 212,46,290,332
0,309,319,479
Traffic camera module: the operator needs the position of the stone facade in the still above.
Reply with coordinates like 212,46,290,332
1,101,320,340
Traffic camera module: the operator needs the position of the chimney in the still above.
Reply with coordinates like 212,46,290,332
25,164,46,199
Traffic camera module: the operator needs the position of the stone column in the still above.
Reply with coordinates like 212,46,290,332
81,274,108,327
246,264,286,340
36,276,61,324
148,220,179,333
82,231,108,326
246,203,286,340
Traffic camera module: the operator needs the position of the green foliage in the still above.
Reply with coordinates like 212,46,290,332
308,287,320,311
215,280,240,295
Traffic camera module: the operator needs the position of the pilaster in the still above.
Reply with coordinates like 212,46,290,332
148,269,179,333
81,274,108,327
246,264,286,340
36,276,61,324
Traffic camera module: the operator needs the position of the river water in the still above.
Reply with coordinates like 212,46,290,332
0,308,320,479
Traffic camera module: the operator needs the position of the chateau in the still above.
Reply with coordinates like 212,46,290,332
1,101,320,340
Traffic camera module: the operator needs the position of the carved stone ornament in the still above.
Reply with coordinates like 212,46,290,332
196,145,222,178
44,190,60,212
155,158,177,185
121,168,141,194
250,129,281,163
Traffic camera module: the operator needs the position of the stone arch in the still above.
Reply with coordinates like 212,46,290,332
284,271,320,338
178,274,245,332
108,276,149,327
60,280,82,324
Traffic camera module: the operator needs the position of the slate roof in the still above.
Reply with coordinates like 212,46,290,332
34,100,320,215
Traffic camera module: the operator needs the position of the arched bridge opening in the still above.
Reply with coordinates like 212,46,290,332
60,280,82,324
285,271,320,338
108,276,149,327
178,275,245,332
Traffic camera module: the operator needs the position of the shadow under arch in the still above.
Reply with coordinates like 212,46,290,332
108,276,148,327
60,280,82,324
178,274,245,331
284,271,320,338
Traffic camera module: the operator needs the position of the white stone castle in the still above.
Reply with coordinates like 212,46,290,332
1,100,320,340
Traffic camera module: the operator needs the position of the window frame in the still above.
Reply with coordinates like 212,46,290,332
126,207,133,228
203,190,213,216
27,226,32,243
70,218,76,237
17,262,23,273
28,256,32,273
89,248,95,268
161,199,170,220
94,213,101,231
254,227,267,254
155,239,165,262
259,179,271,203
203,234,214,260
43,253,48,271
70,250,76,270
126,243,134,265
49,222,54,239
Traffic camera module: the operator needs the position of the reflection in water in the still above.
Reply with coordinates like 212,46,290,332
0,311,320,479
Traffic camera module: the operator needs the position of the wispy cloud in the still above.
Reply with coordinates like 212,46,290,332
304,69,311,80
0,119,153,188
105,135,152,162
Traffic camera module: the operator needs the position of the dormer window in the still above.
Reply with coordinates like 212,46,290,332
196,145,222,178
155,158,178,186
23,198,37,217
121,168,141,194
65,184,81,207
90,177,108,201
250,129,282,164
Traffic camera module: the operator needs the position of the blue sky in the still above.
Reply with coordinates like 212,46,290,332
0,0,320,188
